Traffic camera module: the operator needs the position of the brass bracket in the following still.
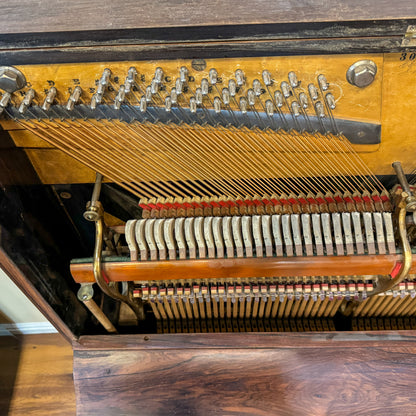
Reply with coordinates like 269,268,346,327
81,173,145,328
365,162,413,297
371,194,411,296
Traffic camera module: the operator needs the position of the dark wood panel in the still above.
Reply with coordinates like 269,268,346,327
73,335,416,415
74,331,416,350
0,19,412,49
70,253,405,284
0,37,405,66
1,0,416,35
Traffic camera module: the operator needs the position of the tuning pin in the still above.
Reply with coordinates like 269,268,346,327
247,89,256,106
96,68,111,96
180,66,188,83
154,67,164,84
190,96,197,113
41,87,56,111
145,86,152,102
299,92,309,109
315,101,325,118
209,68,218,85
140,96,147,112
308,84,318,100
151,78,159,95
0,92,11,115
170,88,178,105
265,99,274,117
288,71,298,88
326,92,336,109
201,78,209,95
195,88,203,105
274,90,284,108
222,88,230,105
235,69,245,86
318,74,329,91
124,67,137,93
291,101,301,117
175,78,183,95
252,79,262,96
262,70,272,86
124,67,137,92
213,96,221,113
66,86,82,111
239,97,248,114
165,96,172,112
18,88,35,114
281,81,291,98
90,94,98,110
114,85,125,110
228,79,237,97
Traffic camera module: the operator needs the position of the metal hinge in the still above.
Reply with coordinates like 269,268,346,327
402,25,416,47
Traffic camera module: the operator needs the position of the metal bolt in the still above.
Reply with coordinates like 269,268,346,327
403,38,410,45
60,191,72,199
346,60,377,88
84,211,98,221
0,66,26,93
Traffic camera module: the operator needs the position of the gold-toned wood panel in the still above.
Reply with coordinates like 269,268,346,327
5,53,416,184
361,52,416,175
10,54,382,122
24,149,96,184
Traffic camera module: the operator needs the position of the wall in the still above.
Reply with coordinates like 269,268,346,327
0,268,56,334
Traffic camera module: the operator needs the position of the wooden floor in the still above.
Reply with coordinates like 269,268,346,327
0,334,75,416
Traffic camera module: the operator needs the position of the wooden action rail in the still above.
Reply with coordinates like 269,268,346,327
70,253,416,284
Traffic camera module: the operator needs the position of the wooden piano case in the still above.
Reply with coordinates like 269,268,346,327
1,1,416,414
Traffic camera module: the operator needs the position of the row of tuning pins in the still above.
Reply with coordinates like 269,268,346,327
13,67,126,115
126,66,338,126
12,66,337,124
17,67,153,113
4,84,81,115
124,66,338,127
74,66,337,121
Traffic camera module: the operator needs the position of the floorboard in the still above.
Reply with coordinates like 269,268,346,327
0,334,75,416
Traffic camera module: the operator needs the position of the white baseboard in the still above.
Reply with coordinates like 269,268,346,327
0,321,58,336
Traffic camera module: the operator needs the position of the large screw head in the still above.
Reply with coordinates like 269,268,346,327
0,66,26,93
346,60,377,88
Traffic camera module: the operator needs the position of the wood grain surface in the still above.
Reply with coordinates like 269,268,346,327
0,334,75,416
73,332,416,416
1,0,416,34
74,331,416,350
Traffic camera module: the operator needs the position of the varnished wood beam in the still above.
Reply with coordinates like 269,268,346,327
70,253,412,284
1,0,416,35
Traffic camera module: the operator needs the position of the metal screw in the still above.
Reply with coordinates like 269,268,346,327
346,60,377,88
403,38,410,45
191,59,207,72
